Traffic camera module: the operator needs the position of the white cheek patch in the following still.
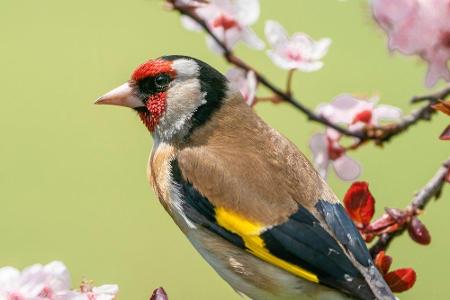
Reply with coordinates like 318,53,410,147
172,59,199,78
155,78,205,141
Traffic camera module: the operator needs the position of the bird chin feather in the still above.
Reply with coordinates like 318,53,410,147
133,106,148,113
137,109,156,133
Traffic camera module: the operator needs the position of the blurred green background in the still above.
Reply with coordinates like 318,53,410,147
1,0,449,299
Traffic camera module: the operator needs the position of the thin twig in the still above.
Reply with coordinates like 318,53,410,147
411,88,450,104
169,1,450,145
368,87,450,144
367,101,436,144
369,157,450,257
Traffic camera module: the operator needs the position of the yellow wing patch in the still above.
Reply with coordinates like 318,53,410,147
215,207,319,283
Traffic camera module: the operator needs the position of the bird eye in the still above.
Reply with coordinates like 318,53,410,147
155,74,171,90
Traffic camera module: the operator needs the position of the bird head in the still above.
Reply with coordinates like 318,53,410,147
96,55,229,143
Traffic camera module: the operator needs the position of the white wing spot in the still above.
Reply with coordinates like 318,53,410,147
328,248,340,256
344,274,353,282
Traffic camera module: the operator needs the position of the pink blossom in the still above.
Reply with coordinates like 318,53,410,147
372,0,450,87
311,94,401,181
226,68,257,106
317,94,402,131
309,129,361,181
181,0,264,53
264,20,331,71
0,261,70,300
0,262,118,300
68,282,118,300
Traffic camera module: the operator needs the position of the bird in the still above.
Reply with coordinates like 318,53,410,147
95,55,395,300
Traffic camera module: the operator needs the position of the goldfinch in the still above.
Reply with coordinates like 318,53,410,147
96,55,395,300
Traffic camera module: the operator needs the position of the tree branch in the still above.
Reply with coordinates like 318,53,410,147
168,1,450,145
411,87,450,104
368,88,450,144
369,157,450,257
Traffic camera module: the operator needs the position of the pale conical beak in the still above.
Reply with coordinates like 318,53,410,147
95,82,143,108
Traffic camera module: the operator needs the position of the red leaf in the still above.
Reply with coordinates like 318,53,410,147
384,268,416,293
408,217,431,245
343,182,375,227
150,287,168,300
446,169,450,184
439,124,450,140
374,251,392,275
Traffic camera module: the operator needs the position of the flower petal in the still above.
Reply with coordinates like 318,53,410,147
43,261,71,291
331,94,361,110
92,284,119,295
226,68,258,106
180,15,202,31
264,20,289,48
266,50,299,69
327,94,366,123
332,155,361,181
310,38,332,60
372,104,402,125
296,61,324,72
206,35,226,54
290,33,314,50
233,0,260,25
245,70,258,106
0,267,20,288
240,27,265,50
372,0,450,87
309,133,330,179
265,21,330,72
426,64,450,88
325,128,342,141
